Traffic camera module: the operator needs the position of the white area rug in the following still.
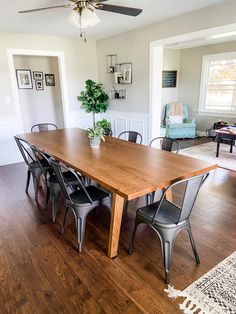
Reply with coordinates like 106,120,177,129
165,251,236,314
180,142,236,171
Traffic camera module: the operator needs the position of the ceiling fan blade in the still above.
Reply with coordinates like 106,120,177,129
97,4,142,16
18,4,71,14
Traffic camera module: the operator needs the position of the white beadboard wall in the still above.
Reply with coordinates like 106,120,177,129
69,110,149,144
2,110,149,166
0,117,22,165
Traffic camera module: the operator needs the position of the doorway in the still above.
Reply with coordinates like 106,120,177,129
7,49,70,134
149,22,236,141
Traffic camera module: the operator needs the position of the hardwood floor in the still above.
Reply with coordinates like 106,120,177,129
0,152,235,313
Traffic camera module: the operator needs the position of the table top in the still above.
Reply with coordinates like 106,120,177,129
17,128,217,200
215,127,236,135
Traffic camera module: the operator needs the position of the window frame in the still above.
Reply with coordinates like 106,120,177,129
198,51,236,117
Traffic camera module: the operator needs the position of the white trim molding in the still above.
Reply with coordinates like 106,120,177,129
69,110,149,145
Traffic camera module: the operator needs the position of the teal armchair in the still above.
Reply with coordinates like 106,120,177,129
164,103,196,139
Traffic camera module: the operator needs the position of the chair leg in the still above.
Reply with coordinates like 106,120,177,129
51,189,60,223
45,186,50,208
158,228,176,284
128,217,142,254
186,223,200,264
32,173,40,201
61,206,69,235
76,214,87,253
25,170,31,194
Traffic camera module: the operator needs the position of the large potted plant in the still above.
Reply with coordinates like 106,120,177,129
78,79,109,127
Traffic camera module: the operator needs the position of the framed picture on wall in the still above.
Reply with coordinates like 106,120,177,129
35,80,44,90
16,69,33,89
33,71,43,80
45,74,55,86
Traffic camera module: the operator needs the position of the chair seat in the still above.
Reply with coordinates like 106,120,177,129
70,186,110,206
49,171,80,185
29,159,49,169
137,200,181,226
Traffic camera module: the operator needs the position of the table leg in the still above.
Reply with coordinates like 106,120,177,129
165,188,173,202
230,140,233,153
216,138,220,157
108,193,125,258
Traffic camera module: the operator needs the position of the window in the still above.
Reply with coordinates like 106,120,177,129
199,52,236,116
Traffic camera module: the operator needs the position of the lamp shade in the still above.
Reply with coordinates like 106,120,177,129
69,7,100,28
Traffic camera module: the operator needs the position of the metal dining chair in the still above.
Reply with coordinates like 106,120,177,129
14,136,50,201
147,137,180,205
31,123,58,132
50,159,111,252
31,145,83,223
118,131,142,144
129,172,209,284
149,136,180,153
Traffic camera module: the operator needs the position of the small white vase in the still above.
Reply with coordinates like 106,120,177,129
89,137,100,148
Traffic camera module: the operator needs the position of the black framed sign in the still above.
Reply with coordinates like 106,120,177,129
162,70,177,88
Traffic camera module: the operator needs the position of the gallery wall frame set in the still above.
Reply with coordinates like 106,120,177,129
35,80,44,90
16,69,33,89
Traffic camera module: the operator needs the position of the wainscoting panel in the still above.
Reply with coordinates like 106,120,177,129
68,110,149,144
0,117,22,166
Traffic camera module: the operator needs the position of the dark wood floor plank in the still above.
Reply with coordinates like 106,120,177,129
0,139,235,313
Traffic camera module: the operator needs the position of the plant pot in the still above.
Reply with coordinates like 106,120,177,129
89,137,101,148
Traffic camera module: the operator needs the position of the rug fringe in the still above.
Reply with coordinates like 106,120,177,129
179,297,203,314
164,285,187,299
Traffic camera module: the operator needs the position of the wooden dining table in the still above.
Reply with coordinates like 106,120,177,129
17,128,217,258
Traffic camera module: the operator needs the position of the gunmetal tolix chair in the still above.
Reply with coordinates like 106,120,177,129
50,159,111,252
118,131,142,144
31,123,58,133
14,136,50,201
129,173,209,284
149,137,180,153
31,145,81,223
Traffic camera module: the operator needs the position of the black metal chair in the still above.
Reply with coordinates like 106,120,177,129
31,123,58,133
129,173,209,284
146,137,180,205
104,128,113,136
50,159,111,252
149,136,180,153
118,131,142,144
31,145,81,223
14,136,50,201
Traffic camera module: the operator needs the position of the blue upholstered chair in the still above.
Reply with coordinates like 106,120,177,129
163,103,196,139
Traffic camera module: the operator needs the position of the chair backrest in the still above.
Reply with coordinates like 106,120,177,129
118,131,142,144
104,128,113,136
31,123,58,133
149,137,180,153
153,173,209,224
164,103,189,124
14,136,35,166
31,145,51,179
50,159,93,204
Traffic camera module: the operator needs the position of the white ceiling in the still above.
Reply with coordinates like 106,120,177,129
0,0,229,40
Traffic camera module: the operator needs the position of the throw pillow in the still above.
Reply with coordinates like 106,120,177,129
169,115,183,124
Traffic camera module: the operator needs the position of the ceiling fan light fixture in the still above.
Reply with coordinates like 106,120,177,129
68,6,100,28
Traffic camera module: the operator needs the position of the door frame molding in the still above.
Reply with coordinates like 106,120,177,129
7,48,70,132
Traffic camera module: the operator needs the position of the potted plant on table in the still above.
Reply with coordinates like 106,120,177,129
78,79,109,127
96,118,112,136
87,125,105,148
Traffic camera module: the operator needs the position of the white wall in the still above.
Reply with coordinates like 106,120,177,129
14,55,64,132
0,31,97,165
161,48,180,120
178,40,236,132
97,0,236,115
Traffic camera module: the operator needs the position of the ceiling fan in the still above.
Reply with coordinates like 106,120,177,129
18,1,143,41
